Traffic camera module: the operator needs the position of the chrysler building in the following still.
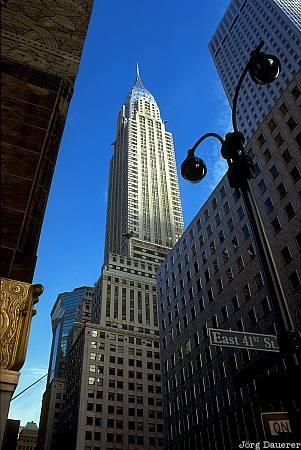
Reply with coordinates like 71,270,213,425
104,65,184,263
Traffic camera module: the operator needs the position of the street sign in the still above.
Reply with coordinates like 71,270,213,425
261,412,291,439
208,328,279,352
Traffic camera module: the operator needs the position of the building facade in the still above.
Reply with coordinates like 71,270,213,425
16,421,38,450
104,66,184,262
158,68,301,450
209,0,301,139
47,286,94,384
59,71,184,450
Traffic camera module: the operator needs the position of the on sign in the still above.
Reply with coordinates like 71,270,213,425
261,412,292,439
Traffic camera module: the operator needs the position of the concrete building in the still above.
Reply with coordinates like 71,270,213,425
158,69,301,449
209,0,301,139
16,421,38,450
58,70,184,450
37,379,66,450
37,288,93,449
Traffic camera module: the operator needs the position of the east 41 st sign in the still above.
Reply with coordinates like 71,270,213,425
209,328,279,352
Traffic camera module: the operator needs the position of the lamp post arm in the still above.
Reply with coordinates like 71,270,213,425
189,132,224,156
232,40,264,132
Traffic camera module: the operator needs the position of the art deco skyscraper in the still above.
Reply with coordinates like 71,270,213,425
104,65,184,262
209,0,301,139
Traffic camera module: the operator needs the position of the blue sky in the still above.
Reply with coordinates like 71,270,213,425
9,0,232,425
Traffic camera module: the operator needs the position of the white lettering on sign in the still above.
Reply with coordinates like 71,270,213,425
269,419,291,436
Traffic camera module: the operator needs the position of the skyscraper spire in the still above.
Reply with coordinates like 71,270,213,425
136,61,140,79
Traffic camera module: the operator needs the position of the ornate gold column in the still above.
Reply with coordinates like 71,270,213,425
0,278,43,444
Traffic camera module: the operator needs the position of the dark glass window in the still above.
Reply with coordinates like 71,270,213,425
271,217,281,233
270,164,279,180
276,182,287,199
263,148,272,162
285,202,296,220
258,179,267,193
264,197,274,213
282,148,292,163
281,246,292,264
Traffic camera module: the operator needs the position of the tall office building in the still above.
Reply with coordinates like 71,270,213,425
209,0,301,139
37,287,93,450
159,1,301,449
47,286,93,384
159,71,301,450
104,65,184,262
57,70,184,450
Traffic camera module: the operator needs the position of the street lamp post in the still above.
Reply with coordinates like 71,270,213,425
181,41,300,430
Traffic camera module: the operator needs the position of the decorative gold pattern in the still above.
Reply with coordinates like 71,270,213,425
1,0,94,78
0,278,43,371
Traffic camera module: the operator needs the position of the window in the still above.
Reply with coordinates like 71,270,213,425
263,148,272,162
220,186,226,199
257,133,265,147
285,202,296,220
264,197,274,213
275,132,284,147
258,179,267,194
287,116,297,131
276,182,287,199
255,272,264,290
281,246,292,264
289,271,301,290
291,85,301,99
224,202,230,214
282,148,292,164
85,431,92,440
219,230,225,243
226,268,233,283
243,284,251,301
271,217,281,233
236,256,244,271
268,118,276,132
222,248,229,262
227,218,234,233
290,167,301,183
270,164,279,180
279,102,288,117
215,213,221,226
296,132,301,146
207,224,212,237
242,224,250,239
212,198,217,210
232,236,239,250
